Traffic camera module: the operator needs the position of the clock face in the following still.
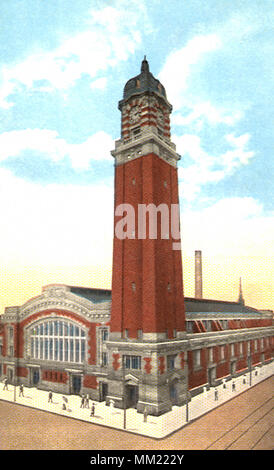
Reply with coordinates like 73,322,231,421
129,105,140,123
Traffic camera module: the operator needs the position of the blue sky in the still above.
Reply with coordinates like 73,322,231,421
0,0,273,310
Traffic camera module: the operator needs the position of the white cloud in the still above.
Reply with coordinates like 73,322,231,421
0,168,114,266
175,132,255,201
90,77,107,90
222,133,254,171
0,128,114,169
158,34,222,110
0,1,149,107
69,131,114,169
172,102,243,128
158,17,262,128
181,197,274,258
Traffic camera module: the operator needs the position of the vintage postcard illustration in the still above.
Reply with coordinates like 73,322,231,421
0,0,273,456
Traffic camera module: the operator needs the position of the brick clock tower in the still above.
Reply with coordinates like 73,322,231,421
106,58,188,416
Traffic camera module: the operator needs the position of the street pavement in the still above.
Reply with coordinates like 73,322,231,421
0,361,273,438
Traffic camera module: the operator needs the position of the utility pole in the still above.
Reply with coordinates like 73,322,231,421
14,309,19,402
122,354,126,430
248,341,252,386
186,391,190,423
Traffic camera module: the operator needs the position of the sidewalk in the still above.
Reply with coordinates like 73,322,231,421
0,362,273,439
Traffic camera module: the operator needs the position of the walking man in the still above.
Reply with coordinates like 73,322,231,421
85,394,90,408
143,407,148,422
48,390,53,403
80,395,85,408
90,402,95,417
232,381,236,391
3,378,8,390
19,384,24,397
214,387,218,401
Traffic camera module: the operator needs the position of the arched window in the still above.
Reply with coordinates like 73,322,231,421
30,319,86,363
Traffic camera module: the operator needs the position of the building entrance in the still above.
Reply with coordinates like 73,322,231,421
125,385,138,408
7,368,13,382
170,379,179,404
32,368,40,386
100,382,108,401
72,375,81,394
208,367,216,386
231,361,237,376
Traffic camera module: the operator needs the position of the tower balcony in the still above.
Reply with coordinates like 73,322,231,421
116,126,175,149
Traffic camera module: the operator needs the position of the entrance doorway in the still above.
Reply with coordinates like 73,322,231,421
72,375,81,394
208,367,216,386
125,385,139,408
32,368,40,385
230,361,237,377
170,379,179,404
7,368,13,382
100,382,108,401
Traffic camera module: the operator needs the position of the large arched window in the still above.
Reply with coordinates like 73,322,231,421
30,319,86,363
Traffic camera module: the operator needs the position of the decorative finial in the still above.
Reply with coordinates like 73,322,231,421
141,55,149,73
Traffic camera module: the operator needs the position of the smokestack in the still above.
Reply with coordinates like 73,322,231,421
195,250,203,299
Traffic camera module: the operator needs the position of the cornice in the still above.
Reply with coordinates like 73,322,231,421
111,130,180,168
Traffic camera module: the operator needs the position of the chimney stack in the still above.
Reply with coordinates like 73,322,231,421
195,250,203,299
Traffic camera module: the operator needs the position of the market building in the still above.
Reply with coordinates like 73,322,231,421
0,58,273,416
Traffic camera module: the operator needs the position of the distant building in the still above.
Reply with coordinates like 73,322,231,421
0,59,273,415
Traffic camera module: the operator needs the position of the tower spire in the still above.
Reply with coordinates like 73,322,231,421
238,277,245,305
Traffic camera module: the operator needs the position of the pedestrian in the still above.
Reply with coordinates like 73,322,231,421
109,399,115,414
48,390,53,403
214,387,218,401
143,407,148,422
232,381,236,391
19,384,24,397
3,378,8,390
85,394,90,408
80,395,85,408
243,375,246,384
90,402,95,417
223,381,226,389
62,396,68,411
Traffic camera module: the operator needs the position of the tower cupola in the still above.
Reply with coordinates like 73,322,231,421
119,56,171,110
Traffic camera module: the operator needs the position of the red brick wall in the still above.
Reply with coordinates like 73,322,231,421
188,349,207,389
42,370,68,384
16,367,28,378
187,340,272,390
2,324,7,357
110,152,186,337
83,374,98,389
87,323,98,365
